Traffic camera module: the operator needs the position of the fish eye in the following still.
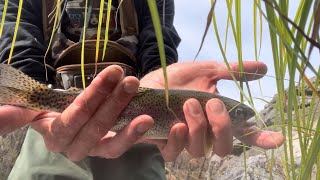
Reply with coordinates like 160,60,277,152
235,107,245,118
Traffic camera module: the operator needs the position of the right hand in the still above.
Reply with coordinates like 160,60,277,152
0,65,155,161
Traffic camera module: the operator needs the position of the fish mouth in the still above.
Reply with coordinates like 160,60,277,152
246,107,256,120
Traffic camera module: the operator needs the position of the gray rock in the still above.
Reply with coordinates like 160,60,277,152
202,76,320,179
0,126,28,179
205,154,285,180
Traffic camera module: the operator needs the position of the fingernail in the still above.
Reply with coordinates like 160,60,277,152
208,99,224,114
107,66,123,82
175,126,187,140
187,99,202,116
124,81,138,94
136,123,151,134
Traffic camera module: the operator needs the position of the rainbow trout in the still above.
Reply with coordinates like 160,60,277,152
0,64,255,138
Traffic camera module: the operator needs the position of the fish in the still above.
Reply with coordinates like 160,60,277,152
0,64,255,139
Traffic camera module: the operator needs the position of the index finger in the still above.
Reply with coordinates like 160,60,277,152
215,61,268,81
46,65,124,151
0,105,40,135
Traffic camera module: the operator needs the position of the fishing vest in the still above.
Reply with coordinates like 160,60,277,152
41,0,140,89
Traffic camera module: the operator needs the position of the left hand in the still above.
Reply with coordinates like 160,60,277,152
138,61,284,161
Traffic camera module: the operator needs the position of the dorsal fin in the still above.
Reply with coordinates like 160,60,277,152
137,87,153,95
0,64,48,91
66,87,82,92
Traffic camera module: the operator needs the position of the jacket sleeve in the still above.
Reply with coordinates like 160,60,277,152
135,0,181,76
0,0,54,83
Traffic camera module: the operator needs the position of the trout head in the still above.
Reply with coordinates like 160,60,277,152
229,105,255,127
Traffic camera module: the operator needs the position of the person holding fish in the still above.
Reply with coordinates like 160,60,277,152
0,0,284,179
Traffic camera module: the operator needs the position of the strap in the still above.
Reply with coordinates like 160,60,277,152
43,0,140,41
118,0,139,36
41,0,48,41
56,62,137,89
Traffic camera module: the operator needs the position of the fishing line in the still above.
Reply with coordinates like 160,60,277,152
115,0,124,32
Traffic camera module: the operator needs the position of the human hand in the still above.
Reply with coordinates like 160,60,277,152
0,65,155,161
138,61,285,161
0,61,285,162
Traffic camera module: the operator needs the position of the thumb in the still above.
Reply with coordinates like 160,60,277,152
233,126,285,149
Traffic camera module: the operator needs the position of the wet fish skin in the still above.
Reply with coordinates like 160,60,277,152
0,64,255,138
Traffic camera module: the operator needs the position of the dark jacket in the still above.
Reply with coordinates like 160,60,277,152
0,0,181,83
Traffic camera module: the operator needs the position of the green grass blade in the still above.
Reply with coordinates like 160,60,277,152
0,0,8,37
193,0,216,62
253,1,258,61
263,2,290,178
226,0,255,107
7,0,23,64
102,0,113,60
258,1,263,58
317,156,320,179
301,117,320,179
95,0,106,65
287,56,298,180
264,0,320,81
307,0,320,59
147,0,170,106
253,0,264,96
257,1,320,86
80,0,89,89
223,0,232,53
43,0,61,82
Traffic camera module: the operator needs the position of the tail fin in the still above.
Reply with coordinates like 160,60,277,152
0,64,48,91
